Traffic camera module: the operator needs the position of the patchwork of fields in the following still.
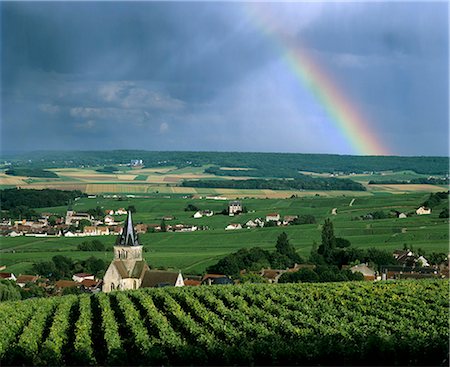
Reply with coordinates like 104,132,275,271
2,166,447,197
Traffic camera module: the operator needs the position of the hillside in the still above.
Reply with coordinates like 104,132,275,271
0,281,447,366
3,150,449,175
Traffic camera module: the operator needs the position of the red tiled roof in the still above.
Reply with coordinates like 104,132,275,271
0,272,13,279
73,273,94,278
55,280,79,288
16,275,39,283
81,279,101,288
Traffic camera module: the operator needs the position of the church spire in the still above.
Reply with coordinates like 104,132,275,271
116,211,140,246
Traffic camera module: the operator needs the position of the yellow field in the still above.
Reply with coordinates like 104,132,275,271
0,174,27,185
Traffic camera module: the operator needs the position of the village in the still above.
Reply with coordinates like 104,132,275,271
0,205,447,298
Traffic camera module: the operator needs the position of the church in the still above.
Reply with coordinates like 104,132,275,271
103,211,184,292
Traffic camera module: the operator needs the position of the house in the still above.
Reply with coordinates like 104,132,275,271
7,230,22,237
245,220,258,228
141,270,184,288
202,274,233,285
261,269,285,283
283,215,298,225
81,279,103,293
398,213,407,219
201,210,214,217
193,211,203,219
225,223,242,230
54,280,80,292
104,215,116,225
416,206,431,215
115,208,128,215
229,201,242,215
266,213,280,222
72,273,95,282
105,209,115,216
65,210,93,225
63,230,78,237
16,275,40,288
349,263,376,281
83,226,110,236
0,272,16,281
103,212,150,292
417,256,430,267
134,224,148,234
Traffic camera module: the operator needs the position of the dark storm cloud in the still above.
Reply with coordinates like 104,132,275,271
1,2,448,155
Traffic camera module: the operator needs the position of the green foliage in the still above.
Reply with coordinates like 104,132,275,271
86,206,104,219
318,218,336,262
41,296,77,365
422,191,449,209
72,295,96,365
439,207,449,218
0,280,21,302
279,268,319,283
182,176,366,191
208,233,303,276
292,214,316,225
33,255,107,280
96,166,119,173
184,203,199,212
127,205,136,213
0,282,448,365
0,188,82,210
5,168,58,178
335,237,351,248
77,240,106,251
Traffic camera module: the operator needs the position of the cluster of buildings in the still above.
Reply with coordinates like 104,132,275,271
225,213,299,230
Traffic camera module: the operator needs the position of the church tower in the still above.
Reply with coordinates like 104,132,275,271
103,211,150,292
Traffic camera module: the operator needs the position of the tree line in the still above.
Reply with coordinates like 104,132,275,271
181,177,366,191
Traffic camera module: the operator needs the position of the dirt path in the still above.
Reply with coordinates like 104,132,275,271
349,198,355,206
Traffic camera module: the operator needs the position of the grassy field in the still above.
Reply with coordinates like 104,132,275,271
1,191,448,275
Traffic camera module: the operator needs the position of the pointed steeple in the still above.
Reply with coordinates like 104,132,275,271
116,211,140,246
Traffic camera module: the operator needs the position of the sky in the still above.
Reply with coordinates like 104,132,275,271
1,1,448,156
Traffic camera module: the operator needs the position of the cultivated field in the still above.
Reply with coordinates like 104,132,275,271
2,165,447,197
1,192,448,275
0,281,447,366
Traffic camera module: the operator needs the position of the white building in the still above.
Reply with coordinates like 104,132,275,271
225,223,242,230
416,206,431,215
266,213,280,222
229,201,242,215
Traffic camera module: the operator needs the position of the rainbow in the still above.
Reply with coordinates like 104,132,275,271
243,4,390,156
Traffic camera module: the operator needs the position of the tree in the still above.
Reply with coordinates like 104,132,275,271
127,205,137,213
33,261,56,278
439,208,449,218
335,237,351,248
160,219,167,232
52,255,74,279
318,219,335,261
0,280,21,301
275,232,302,264
78,219,91,232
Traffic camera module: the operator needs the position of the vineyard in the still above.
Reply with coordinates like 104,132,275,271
0,281,448,366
